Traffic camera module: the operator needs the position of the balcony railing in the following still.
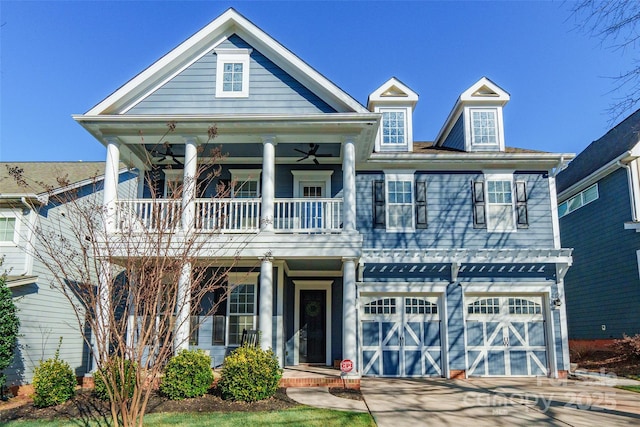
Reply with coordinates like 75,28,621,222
115,198,343,233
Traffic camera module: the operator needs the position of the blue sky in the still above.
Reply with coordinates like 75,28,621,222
0,1,636,162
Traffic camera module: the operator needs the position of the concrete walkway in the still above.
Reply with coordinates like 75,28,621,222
361,377,640,427
286,386,369,413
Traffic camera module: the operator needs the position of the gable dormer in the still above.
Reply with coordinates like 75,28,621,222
368,77,419,153
435,77,510,152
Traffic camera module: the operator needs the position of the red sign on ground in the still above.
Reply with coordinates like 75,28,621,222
340,359,353,373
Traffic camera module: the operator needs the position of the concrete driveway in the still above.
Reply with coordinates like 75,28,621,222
361,377,640,426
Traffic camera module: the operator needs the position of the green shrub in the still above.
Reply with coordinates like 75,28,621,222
94,357,137,401
32,340,76,408
160,349,214,400
218,345,282,402
0,274,20,394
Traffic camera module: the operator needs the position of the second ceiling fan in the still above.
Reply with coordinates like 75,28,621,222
294,143,332,165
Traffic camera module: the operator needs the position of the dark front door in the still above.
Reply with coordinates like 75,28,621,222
299,290,326,363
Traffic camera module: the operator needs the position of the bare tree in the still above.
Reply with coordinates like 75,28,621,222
8,125,259,426
570,0,640,123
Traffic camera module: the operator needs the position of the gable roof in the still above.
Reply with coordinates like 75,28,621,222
556,109,640,193
367,77,419,109
0,162,107,197
85,8,367,116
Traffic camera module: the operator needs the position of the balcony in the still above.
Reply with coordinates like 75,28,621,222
115,198,344,234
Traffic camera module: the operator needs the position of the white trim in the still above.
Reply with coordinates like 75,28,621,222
465,107,505,152
384,171,415,232
548,175,561,249
359,282,447,294
0,210,20,246
374,106,413,153
367,77,419,107
230,169,262,198
163,169,183,198
215,48,252,98
483,172,517,233
544,292,559,378
462,283,552,294
293,280,333,366
275,261,285,366
291,170,333,198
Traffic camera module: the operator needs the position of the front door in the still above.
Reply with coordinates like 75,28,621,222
299,290,326,363
299,181,325,229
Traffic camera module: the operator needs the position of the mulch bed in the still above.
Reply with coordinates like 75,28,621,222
572,350,640,378
0,387,305,423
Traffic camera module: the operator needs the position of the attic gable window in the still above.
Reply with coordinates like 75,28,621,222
215,48,252,98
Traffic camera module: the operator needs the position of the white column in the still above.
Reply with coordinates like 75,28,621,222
103,137,120,232
259,257,273,350
261,136,276,231
342,137,356,232
181,136,198,231
342,257,358,373
175,262,192,353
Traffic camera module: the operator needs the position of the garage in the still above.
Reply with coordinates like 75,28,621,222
466,295,548,376
361,295,442,377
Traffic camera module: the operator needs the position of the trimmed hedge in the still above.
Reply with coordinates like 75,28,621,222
160,349,214,400
218,345,282,402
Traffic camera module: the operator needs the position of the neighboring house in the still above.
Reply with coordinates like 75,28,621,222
556,109,640,343
73,8,573,378
0,162,137,388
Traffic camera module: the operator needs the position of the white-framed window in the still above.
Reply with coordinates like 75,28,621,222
381,109,407,146
226,272,258,346
163,170,183,198
385,173,414,231
229,169,261,198
467,297,500,314
0,215,18,245
215,48,252,98
471,109,498,145
483,173,516,232
558,184,599,218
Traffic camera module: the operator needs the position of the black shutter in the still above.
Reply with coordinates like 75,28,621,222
373,180,386,229
415,181,428,229
472,180,486,228
515,181,528,228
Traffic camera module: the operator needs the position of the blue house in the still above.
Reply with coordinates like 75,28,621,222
72,8,573,379
556,109,640,343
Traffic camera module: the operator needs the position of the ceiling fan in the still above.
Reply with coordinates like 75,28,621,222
294,143,332,165
151,142,184,165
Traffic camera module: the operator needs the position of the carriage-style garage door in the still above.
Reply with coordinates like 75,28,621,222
466,296,548,377
361,295,442,377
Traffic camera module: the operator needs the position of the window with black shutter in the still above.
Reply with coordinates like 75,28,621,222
415,181,428,229
515,181,528,228
472,180,487,228
373,180,386,228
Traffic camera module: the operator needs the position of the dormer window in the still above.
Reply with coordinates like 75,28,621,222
381,109,407,146
215,48,252,98
471,109,498,145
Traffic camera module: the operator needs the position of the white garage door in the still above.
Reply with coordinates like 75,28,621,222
466,296,548,377
361,295,442,377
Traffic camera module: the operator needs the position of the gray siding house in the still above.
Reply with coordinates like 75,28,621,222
45,8,574,380
556,109,640,342
0,162,137,389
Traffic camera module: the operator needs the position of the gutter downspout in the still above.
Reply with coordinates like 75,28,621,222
617,161,639,222
19,197,36,276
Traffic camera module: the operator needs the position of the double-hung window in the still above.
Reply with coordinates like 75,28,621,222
385,173,414,231
486,179,514,231
472,173,528,232
373,173,427,231
215,49,251,98
227,283,256,346
0,217,17,244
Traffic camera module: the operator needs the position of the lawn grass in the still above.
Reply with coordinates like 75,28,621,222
617,385,640,394
2,407,376,427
